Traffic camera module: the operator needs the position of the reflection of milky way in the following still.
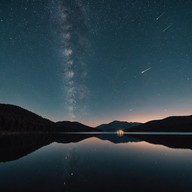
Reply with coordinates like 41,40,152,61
55,0,89,119
63,148,79,186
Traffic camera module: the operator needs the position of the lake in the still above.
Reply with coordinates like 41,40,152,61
0,133,192,192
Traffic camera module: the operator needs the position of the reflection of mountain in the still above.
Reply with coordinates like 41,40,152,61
0,134,53,162
127,115,192,132
130,134,192,150
0,104,98,132
0,134,140,163
0,134,140,162
98,134,140,144
2,133,192,163
97,120,141,132
53,133,95,144
0,134,95,163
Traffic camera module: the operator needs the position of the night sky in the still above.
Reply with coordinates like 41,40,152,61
1,0,192,126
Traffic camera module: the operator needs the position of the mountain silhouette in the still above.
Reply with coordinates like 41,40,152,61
97,120,141,132
56,121,98,132
0,104,54,132
0,104,97,133
126,115,192,132
1,103,192,133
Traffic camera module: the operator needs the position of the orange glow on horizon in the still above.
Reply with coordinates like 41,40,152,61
85,111,192,127
48,108,192,127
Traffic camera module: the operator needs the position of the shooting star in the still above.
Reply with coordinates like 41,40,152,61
162,24,173,32
156,12,165,21
141,67,152,74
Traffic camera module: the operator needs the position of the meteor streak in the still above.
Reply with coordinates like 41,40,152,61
141,67,152,74
162,24,173,32
156,12,165,20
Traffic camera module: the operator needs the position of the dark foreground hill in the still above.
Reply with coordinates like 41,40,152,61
0,104,97,133
97,120,141,132
126,115,192,132
0,104,54,132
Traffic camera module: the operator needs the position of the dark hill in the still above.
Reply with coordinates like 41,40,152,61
0,104,54,132
126,115,192,132
97,120,141,132
0,104,97,133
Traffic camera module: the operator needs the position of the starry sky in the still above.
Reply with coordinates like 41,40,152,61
1,0,192,126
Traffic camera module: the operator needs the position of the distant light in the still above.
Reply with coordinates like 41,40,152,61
117,130,124,136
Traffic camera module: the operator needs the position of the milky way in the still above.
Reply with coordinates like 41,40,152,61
53,0,89,120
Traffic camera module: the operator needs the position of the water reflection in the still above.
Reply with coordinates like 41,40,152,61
132,134,192,150
1,133,192,163
0,134,93,162
0,134,192,192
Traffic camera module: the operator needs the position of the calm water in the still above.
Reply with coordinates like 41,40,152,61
0,134,192,192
